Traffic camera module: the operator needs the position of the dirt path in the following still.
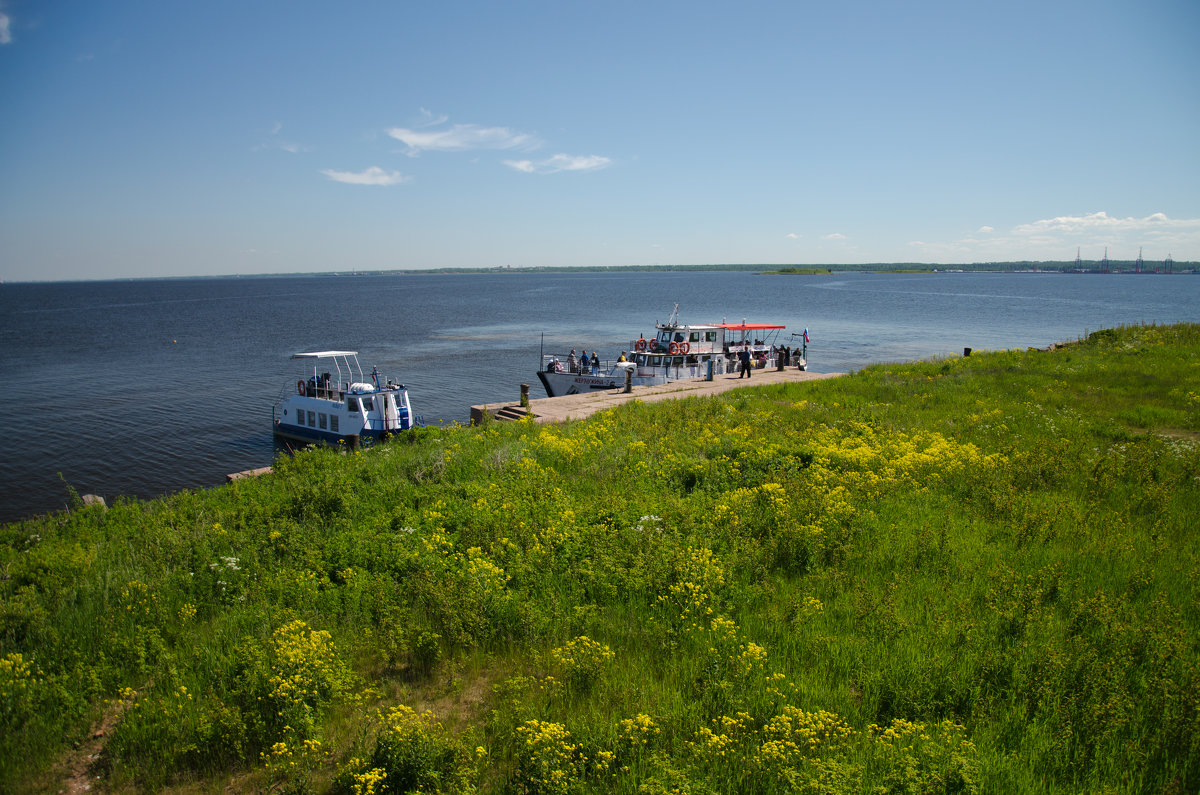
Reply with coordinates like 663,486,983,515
52,695,132,794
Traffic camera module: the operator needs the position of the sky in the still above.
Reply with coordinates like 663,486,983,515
1,0,1198,281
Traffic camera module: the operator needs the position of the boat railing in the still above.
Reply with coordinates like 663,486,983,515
541,354,619,374
293,377,409,403
296,380,347,401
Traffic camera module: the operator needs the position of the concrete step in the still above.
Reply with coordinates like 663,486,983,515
494,405,532,421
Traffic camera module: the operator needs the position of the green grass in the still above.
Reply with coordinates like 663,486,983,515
2,323,1198,793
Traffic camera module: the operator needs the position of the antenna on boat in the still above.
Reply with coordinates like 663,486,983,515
667,304,680,326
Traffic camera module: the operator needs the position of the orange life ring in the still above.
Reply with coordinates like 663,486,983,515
297,380,306,395
635,339,647,352
668,341,680,354
679,342,690,354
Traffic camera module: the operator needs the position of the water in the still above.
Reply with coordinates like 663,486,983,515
2,270,1197,523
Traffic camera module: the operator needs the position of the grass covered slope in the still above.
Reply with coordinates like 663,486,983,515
2,324,1198,793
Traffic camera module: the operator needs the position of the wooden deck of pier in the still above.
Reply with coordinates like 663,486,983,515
470,366,843,425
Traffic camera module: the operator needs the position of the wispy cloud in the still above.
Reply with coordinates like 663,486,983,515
388,122,540,156
320,166,409,186
504,154,611,174
910,211,1200,262
822,233,847,241
382,111,610,178
1012,211,1188,236
1,13,12,45
416,107,448,127
255,122,310,154
786,233,801,239
1004,212,1200,257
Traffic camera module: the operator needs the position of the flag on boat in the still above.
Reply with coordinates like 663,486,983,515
803,328,810,343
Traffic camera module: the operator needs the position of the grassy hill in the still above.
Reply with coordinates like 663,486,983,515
2,324,1198,793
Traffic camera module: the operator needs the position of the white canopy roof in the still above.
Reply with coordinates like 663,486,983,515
291,350,359,359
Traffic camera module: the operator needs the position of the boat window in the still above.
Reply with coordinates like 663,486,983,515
346,397,359,412
705,331,716,341
330,415,339,433
362,397,374,412
318,413,328,430
307,411,316,426
295,411,304,426
672,356,684,367
689,332,700,342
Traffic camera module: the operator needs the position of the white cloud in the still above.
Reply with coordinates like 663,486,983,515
822,233,847,241
1008,211,1200,256
786,233,801,239
910,211,1200,262
504,160,536,173
1012,211,1194,236
504,153,611,174
1,13,12,44
385,111,610,177
320,166,409,186
388,122,540,156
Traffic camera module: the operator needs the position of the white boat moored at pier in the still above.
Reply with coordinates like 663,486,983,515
537,306,807,398
273,350,418,446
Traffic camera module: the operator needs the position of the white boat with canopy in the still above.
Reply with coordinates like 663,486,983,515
273,350,418,447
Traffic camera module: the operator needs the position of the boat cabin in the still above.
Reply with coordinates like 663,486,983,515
273,350,416,446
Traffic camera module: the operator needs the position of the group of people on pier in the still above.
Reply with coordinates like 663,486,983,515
544,343,802,376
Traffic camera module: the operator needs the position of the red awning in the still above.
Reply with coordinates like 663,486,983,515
717,323,786,331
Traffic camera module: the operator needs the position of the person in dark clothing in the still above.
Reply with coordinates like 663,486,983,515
738,348,752,378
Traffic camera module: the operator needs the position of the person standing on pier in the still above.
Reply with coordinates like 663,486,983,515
738,347,752,378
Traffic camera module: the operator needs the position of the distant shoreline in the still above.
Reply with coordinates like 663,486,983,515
5,261,1197,285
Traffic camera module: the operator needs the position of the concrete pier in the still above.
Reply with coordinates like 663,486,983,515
471,367,843,425
226,466,273,482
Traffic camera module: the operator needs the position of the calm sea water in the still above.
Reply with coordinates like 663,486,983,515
2,270,1197,523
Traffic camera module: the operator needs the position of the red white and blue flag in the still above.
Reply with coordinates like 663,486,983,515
803,328,810,343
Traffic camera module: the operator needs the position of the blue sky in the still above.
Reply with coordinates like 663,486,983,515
1,0,1197,281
